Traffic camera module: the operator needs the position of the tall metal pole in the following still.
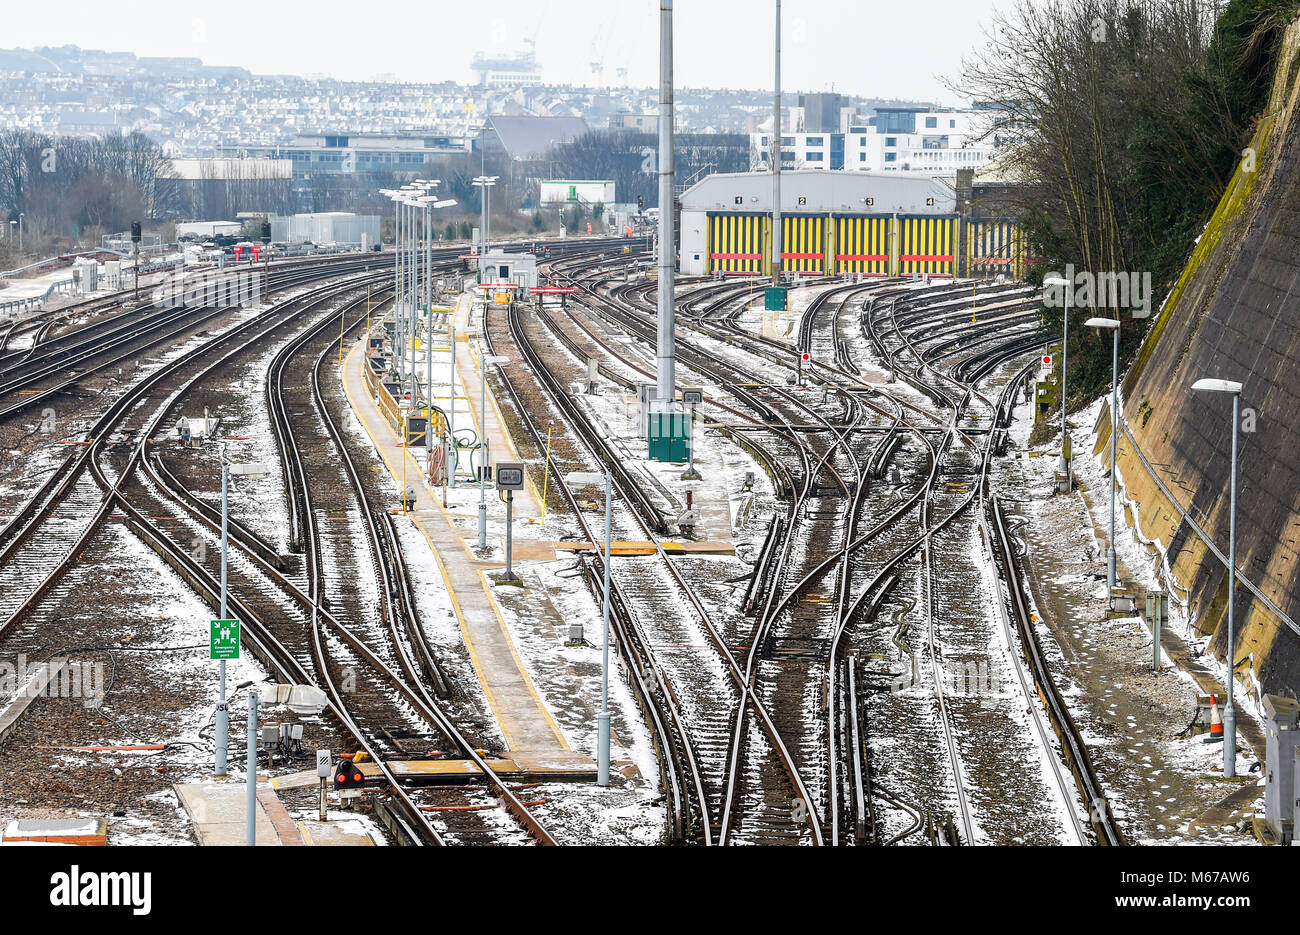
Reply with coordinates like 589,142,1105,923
394,199,403,385
480,180,488,283
392,197,400,383
655,0,676,402
216,462,229,776
246,690,258,846
1060,286,1071,489
597,470,612,786
504,490,515,579
409,200,418,402
771,0,782,285
478,340,488,548
425,204,434,414
1225,392,1239,778
449,319,457,487
1107,325,1118,589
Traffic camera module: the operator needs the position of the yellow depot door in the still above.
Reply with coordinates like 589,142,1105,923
781,215,825,274
898,216,956,277
707,213,768,275
968,219,1025,279
833,216,891,276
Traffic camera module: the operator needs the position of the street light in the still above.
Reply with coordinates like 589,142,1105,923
380,190,406,386
409,193,457,491
383,182,437,401
566,469,613,786
478,350,509,548
1044,275,1072,488
1086,316,1121,590
472,176,499,282
1192,376,1244,779
215,455,269,776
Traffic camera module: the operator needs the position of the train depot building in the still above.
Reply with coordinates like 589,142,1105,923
678,169,1024,279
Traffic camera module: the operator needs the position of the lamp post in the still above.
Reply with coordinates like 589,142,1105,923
217,459,230,776
472,176,498,283
18,212,23,253
1044,275,1072,489
771,0,782,286
215,456,268,776
380,190,404,383
405,190,459,489
403,191,453,407
656,0,676,402
1086,317,1121,590
247,688,258,844
566,470,613,786
478,349,509,548
1192,376,1244,779
386,182,432,401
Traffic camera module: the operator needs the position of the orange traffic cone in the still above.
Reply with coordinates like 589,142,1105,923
1208,694,1224,741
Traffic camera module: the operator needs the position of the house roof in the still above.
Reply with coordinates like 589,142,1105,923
486,115,588,160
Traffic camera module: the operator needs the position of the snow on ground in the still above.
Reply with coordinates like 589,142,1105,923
493,560,666,844
1001,387,1262,843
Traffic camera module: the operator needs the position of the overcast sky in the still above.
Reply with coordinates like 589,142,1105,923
5,0,1008,104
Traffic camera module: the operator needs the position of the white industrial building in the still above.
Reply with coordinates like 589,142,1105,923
270,212,380,248
539,180,616,207
479,251,538,289
176,220,243,239
751,107,1001,173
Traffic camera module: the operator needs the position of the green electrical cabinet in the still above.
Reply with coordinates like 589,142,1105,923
764,286,788,311
647,411,691,463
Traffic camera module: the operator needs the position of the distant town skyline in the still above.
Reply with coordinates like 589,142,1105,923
3,0,1006,104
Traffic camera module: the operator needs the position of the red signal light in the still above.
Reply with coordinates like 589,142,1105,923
334,758,366,789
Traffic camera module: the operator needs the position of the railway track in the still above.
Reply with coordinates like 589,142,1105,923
0,263,552,844
0,228,1124,847
541,256,1117,845
131,271,560,844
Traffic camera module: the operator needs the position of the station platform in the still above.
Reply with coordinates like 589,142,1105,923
272,750,597,789
553,539,736,556
342,328,576,759
455,295,543,519
2,818,106,845
175,780,304,846
175,780,380,846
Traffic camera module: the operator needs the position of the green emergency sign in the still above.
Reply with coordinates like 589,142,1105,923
210,619,240,660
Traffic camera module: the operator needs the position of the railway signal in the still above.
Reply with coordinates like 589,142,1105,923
316,748,332,821
798,351,810,386
334,756,365,790
681,387,703,480
131,220,142,303
495,463,526,587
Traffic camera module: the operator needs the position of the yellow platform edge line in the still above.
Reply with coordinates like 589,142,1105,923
342,336,567,753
